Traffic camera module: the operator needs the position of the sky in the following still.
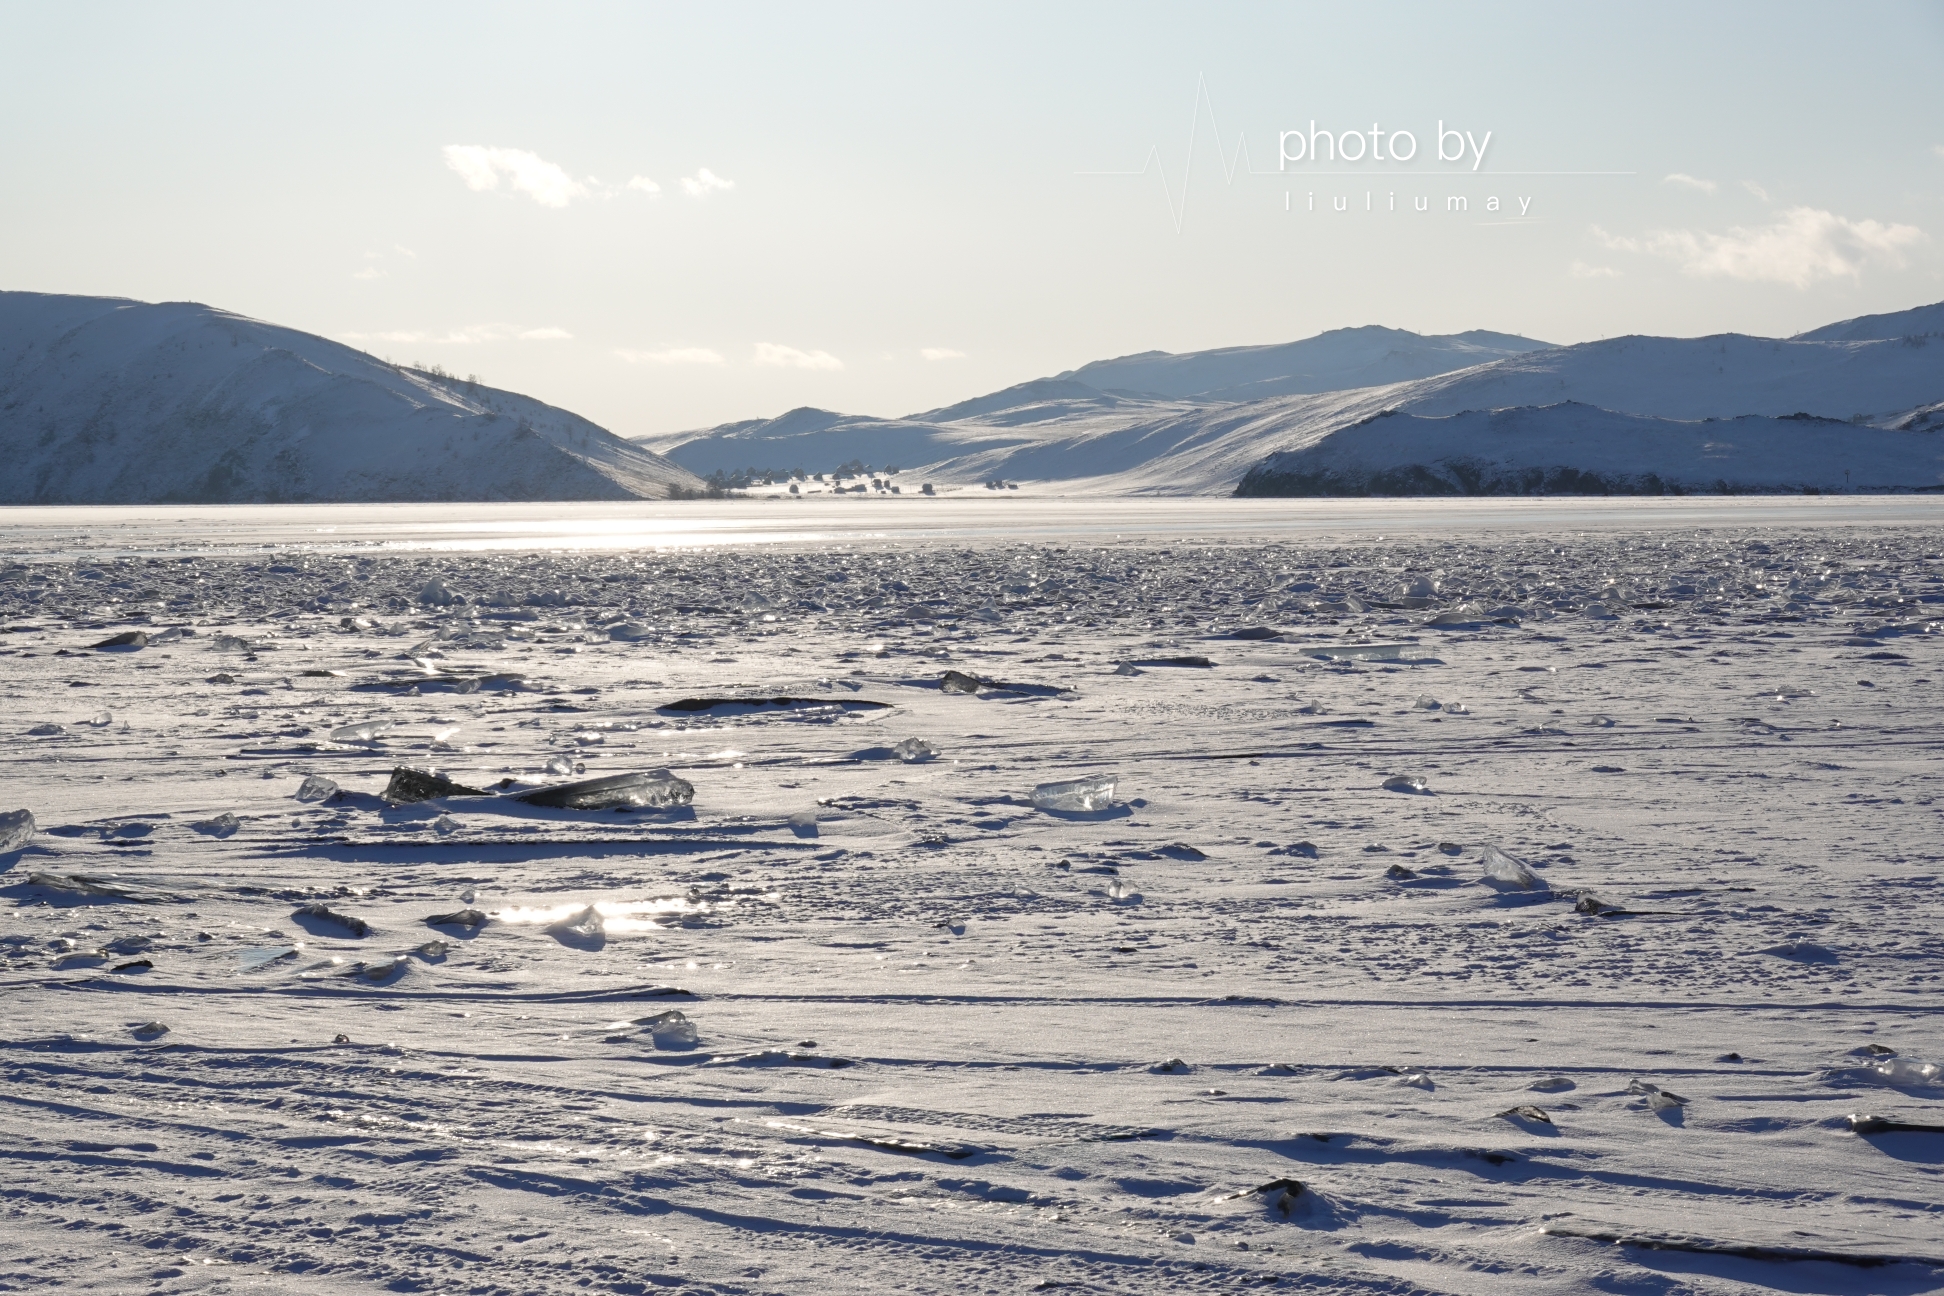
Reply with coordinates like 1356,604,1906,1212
1,1,1940,438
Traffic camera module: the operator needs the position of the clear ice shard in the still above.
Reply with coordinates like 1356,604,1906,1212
892,737,938,762
640,1009,698,1047
383,767,491,803
294,903,370,937
1413,696,1441,711
294,774,340,803
330,720,394,744
0,809,35,854
550,905,606,944
1032,774,1117,812
425,908,487,928
544,755,575,776
515,770,694,810
190,812,240,838
1382,774,1431,794
1480,844,1544,890
939,670,981,694
608,622,654,641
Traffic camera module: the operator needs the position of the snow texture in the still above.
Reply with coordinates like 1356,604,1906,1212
0,291,702,503
3,502,1943,1293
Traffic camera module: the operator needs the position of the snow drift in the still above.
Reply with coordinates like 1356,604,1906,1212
0,291,702,503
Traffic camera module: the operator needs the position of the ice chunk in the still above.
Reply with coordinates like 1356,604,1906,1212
1396,1070,1433,1089
1529,1076,1575,1092
1628,1078,1689,1108
1413,695,1441,711
1298,642,1415,662
28,723,66,737
1497,1105,1552,1125
210,635,250,652
415,940,449,959
1105,878,1141,903
939,670,981,694
544,754,575,776
1480,845,1544,890
1032,774,1117,812
87,711,113,727
90,630,148,651
892,737,938,763
1114,662,1143,676
190,812,240,838
1148,1058,1191,1074
640,1009,698,1048
1866,1058,1941,1088
788,811,818,837
418,578,463,606
294,774,341,803
29,871,153,901
330,720,394,744
1381,774,1431,794
294,903,370,937
608,622,654,641
434,815,459,835
100,822,152,840
0,809,35,854
515,770,694,810
1401,575,1438,599
1385,863,1417,879
1443,702,1470,715
549,904,606,946
132,1021,169,1039
383,766,490,804
425,908,487,928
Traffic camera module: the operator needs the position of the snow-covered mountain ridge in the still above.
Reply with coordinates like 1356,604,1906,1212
0,291,701,503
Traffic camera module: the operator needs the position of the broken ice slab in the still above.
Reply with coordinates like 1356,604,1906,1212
418,578,463,606
90,630,148,651
1848,1113,1944,1135
382,766,491,804
1529,1076,1575,1092
1860,1058,1942,1088
788,811,818,837
425,908,487,929
544,754,575,776
892,737,938,763
26,871,157,901
607,622,654,641
131,1021,169,1040
0,808,35,853
1497,1105,1553,1125
293,903,370,937
1105,878,1141,903
1031,773,1117,813
1295,642,1420,663
939,670,981,694
548,904,606,947
1480,845,1545,891
640,1009,698,1048
1628,1078,1689,1108
329,720,394,744
1381,774,1431,794
1413,696,1441,711
190,812,240,838
294,774,341,803
238,946,300,971
515,770,694,811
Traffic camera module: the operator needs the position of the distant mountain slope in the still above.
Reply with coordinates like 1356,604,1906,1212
0,291,701,503
1056,325,1555,402
1235,403,1944,497
1797,301,1944,342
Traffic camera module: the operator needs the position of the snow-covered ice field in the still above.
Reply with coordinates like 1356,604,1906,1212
3,497,1942,1296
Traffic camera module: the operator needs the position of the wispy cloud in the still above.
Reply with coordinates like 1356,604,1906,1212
1569,261,1620,279
443,145,590,208
340,324,573,345
1595,207,1925,288
352,266,384,281
1742,180,1770,201
1934,144,1944,160
920,347,967,361
680,168,734,198
753,342,841,370
1663,173,1716,194
616,347,724,365
626,176,661,196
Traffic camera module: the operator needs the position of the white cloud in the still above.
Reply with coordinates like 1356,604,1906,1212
1569,261,1620,279
626,176,661,196
1933,144,1944,160
680,168,734,198
1742,180,1770,201
616,347,725,365
1663,173,1716,194
920,347,967,360
1595,207,1925,288
442,145,589,208
753,342,841,370
340,324,572,345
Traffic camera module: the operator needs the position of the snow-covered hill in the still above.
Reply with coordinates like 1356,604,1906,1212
0,292,701,503
1235,403,1944,496
651,303,1944,496
1056,325,1553,402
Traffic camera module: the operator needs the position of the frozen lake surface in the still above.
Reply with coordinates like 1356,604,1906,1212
2,499,1942,1294
3,494,1944,557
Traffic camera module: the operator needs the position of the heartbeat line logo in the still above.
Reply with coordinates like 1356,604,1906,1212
1076,74,1276,235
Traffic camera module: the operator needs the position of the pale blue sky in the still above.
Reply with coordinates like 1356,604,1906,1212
2,1,1939,436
